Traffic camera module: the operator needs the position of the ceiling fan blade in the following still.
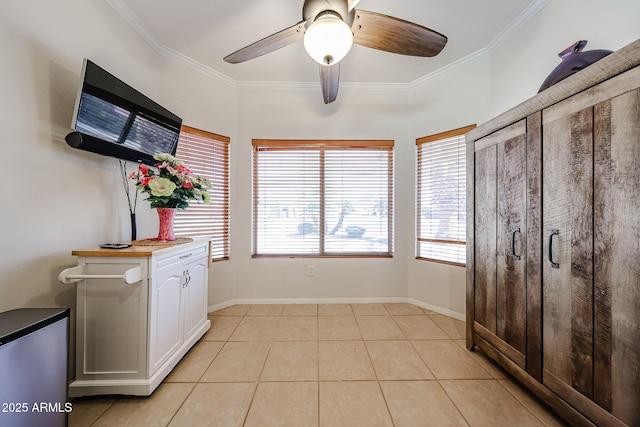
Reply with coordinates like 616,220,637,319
351,10,447,57
319,63,340,104
224,20,307,64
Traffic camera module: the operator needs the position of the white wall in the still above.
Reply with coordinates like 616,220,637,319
230,85,412,303
406,56,491,318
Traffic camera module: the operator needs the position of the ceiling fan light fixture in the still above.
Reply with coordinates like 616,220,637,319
303,11,353,66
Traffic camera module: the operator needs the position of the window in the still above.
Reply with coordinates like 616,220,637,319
252,140,394,257
416,125,474,266
174,125,230,261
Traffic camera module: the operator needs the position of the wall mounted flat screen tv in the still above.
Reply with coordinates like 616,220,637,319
66,59,182,166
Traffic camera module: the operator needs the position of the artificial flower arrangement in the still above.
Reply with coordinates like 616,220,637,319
130,153,212,209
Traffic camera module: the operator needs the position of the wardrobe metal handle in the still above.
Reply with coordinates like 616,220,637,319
511,227,521,260
548,229,559,269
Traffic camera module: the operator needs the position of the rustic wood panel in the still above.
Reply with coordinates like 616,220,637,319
474,145,497,332
525,112,543,381
542,65,640,125
474,120,525,152
474,322,525,368
542,105,594,399
567,108,595,400
543,370,627,427
593,99,613,413
466,139,476,349
595,89,640,426
496,122,527,358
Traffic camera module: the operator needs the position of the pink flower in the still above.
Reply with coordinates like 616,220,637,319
182,181,194,189
139,164,149,175
166,165,178,175
177,165,191,175
141,177,153,186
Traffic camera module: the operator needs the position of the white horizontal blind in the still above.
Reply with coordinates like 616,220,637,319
416,125,474,265
253,140,394,257
174,126,230,261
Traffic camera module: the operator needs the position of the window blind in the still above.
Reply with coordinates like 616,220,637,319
174,125,230,261
253,140,394,257
416,125,474,266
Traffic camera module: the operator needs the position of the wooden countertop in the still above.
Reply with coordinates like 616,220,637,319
72,239,207,257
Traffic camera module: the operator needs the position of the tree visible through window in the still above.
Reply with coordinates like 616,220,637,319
416,125,474,266
174,125,230,261
252,140,394,257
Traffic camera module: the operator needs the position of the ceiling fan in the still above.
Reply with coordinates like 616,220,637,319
224,0,447,104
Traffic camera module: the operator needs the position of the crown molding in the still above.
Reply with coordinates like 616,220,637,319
104,0,162,52
409,48,490,88
486,0,551,53
160,46,236,87
105,0,551,92
104,0,235,87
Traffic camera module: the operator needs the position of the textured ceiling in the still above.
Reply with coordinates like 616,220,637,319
116,0,539,84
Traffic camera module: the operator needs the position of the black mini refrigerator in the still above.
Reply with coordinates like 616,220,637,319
0,308,70,427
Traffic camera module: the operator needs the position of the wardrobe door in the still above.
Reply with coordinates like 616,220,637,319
542,85,640,426
473,120,527,369
592,89,640,427
542,103,595,406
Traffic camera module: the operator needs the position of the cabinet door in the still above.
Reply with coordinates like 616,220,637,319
593,88,640,426
149,266,183,376
542,87,640,426
542,103,594,402
473,120,527,368
183,257,208,339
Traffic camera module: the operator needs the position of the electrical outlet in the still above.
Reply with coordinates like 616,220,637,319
307,265,316,277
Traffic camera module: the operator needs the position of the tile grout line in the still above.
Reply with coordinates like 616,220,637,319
435,379,473,427
495,379,556,427
239,307,268,427
316,312,320,427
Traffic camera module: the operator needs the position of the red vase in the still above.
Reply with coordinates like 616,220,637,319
156,208,176,241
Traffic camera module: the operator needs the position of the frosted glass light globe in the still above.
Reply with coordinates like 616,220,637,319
304,12,354,65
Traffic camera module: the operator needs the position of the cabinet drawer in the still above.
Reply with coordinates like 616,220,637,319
155,243,208,270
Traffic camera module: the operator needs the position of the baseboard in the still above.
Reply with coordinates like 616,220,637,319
208,297,466,321
407,298,466,321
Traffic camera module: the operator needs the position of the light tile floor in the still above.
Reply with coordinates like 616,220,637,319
69,303,567,426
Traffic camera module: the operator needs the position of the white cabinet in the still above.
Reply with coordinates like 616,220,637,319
149,244,209,377
63,240,211,397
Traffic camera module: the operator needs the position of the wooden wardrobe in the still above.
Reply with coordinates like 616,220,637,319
466,39,640,427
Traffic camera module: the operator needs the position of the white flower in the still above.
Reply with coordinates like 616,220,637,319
153,153,176,163
149,177,176,197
